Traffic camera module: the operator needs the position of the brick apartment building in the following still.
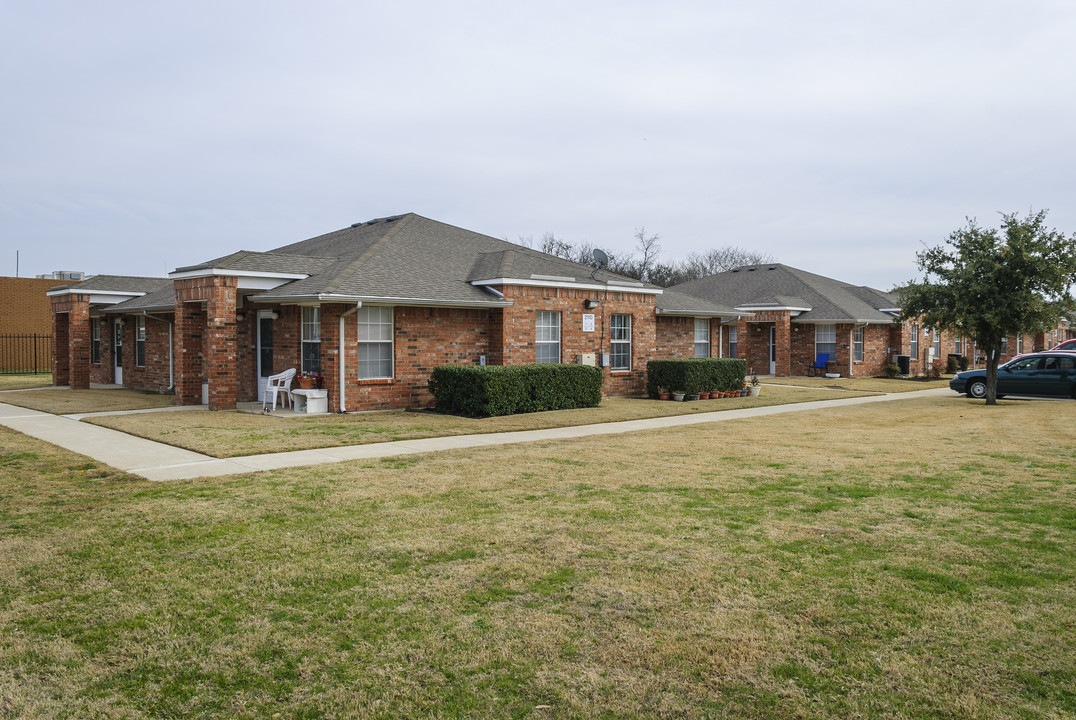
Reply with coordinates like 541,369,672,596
49,214,743,410
673,264,1072,378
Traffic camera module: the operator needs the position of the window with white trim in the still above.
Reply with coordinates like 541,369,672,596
135,317,146,367
815,324,836,358
1001,336,1008,353
932,329,941,358
535,311,561,364
728,326,738,358
909,323,918,358
610,314,631,370
954,336,963,355
853,325,864,362
694,318,710,358
1017,334,1024,354
301,306,321,374
356,306,393,379
91,319,101,364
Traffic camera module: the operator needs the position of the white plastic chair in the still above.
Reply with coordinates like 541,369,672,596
262,368,297,412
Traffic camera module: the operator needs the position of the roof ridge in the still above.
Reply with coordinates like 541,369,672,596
319,214,414,295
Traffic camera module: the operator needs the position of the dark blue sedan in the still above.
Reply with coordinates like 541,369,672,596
950,352,1076,399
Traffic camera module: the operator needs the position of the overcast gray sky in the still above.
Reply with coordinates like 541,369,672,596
3,0,1074,290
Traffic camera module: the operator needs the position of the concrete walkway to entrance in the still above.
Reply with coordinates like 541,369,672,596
0,388,951,482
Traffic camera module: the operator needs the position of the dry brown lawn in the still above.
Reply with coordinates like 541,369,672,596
0,387,177,414
763,375,951,393
1,395,1073,718
85,386,873,458
0,373,53,391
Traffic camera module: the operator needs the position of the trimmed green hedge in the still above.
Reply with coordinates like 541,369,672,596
646,358,748,397
429,364,604,418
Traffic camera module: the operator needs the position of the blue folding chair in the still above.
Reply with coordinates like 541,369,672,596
808,353,830,377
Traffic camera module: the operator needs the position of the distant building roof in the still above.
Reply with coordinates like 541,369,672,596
673,264,900,323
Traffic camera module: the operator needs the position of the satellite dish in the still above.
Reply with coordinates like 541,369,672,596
592,248,609,268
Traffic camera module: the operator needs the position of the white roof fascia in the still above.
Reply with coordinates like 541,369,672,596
471,278,662,295
792,317,892,324
45,289,146,305
655,309,741,318
735,304,812,313
168,268,309,291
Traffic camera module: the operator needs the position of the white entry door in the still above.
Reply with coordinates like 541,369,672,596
114,319,123,385
769,326,776,375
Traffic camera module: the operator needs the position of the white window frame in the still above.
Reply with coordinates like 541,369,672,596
135,316,146,367
954,336,963,355
535,311,561,364
610,314,632,371
301,306,321,374
932,329,941,358
356,306,393,379
91,318,101,364
694,318,710,358
1017,335,1024,354
909,323,918,358
853,325,864,362
728,326,738,359
815,324,837,358
1001,336,1008,354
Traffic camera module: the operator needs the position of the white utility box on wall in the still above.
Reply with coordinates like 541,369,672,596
579,353,597,366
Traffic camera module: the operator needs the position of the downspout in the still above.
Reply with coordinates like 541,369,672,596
338,303,362,413
143,311,174,391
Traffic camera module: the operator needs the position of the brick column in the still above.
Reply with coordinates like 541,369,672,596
205,279,238,410
51,296,70,386
774,312,792,376
174,301,204,406
68,294,91,389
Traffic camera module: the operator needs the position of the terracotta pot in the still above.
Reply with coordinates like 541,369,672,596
658,392,671,401
297,378,315,389
698,391,710,399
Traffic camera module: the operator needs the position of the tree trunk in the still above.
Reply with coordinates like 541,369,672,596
984,345,1001,405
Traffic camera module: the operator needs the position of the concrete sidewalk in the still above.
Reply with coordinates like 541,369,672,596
0,388,951,482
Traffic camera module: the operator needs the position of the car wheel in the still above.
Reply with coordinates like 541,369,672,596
967,379,988,399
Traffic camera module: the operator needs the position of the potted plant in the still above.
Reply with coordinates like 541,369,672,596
672,390,686,402
657,386,671,401
297,370,320,389
748,373,761,397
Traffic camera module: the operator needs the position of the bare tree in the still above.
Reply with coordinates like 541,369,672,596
510,229,773,286
633,227,662,282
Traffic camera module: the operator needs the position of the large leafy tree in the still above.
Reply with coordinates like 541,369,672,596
900,210,1076,404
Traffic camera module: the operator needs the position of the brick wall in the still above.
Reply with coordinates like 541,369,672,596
499,285,657,397
654,316,722,359
0,277,58,335
119,314,174,393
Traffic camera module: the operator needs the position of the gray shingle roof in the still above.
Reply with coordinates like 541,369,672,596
673,264,900,324
174,251,337,275
245,214,657,305
655,289,744,317
103,284,177,313
49,275,172,295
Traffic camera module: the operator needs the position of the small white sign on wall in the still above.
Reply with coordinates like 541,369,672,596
582,313,596,332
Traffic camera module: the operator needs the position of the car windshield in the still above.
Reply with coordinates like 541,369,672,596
1005,357,1042,371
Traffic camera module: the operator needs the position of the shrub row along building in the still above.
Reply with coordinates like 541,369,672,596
49,214,1071,411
